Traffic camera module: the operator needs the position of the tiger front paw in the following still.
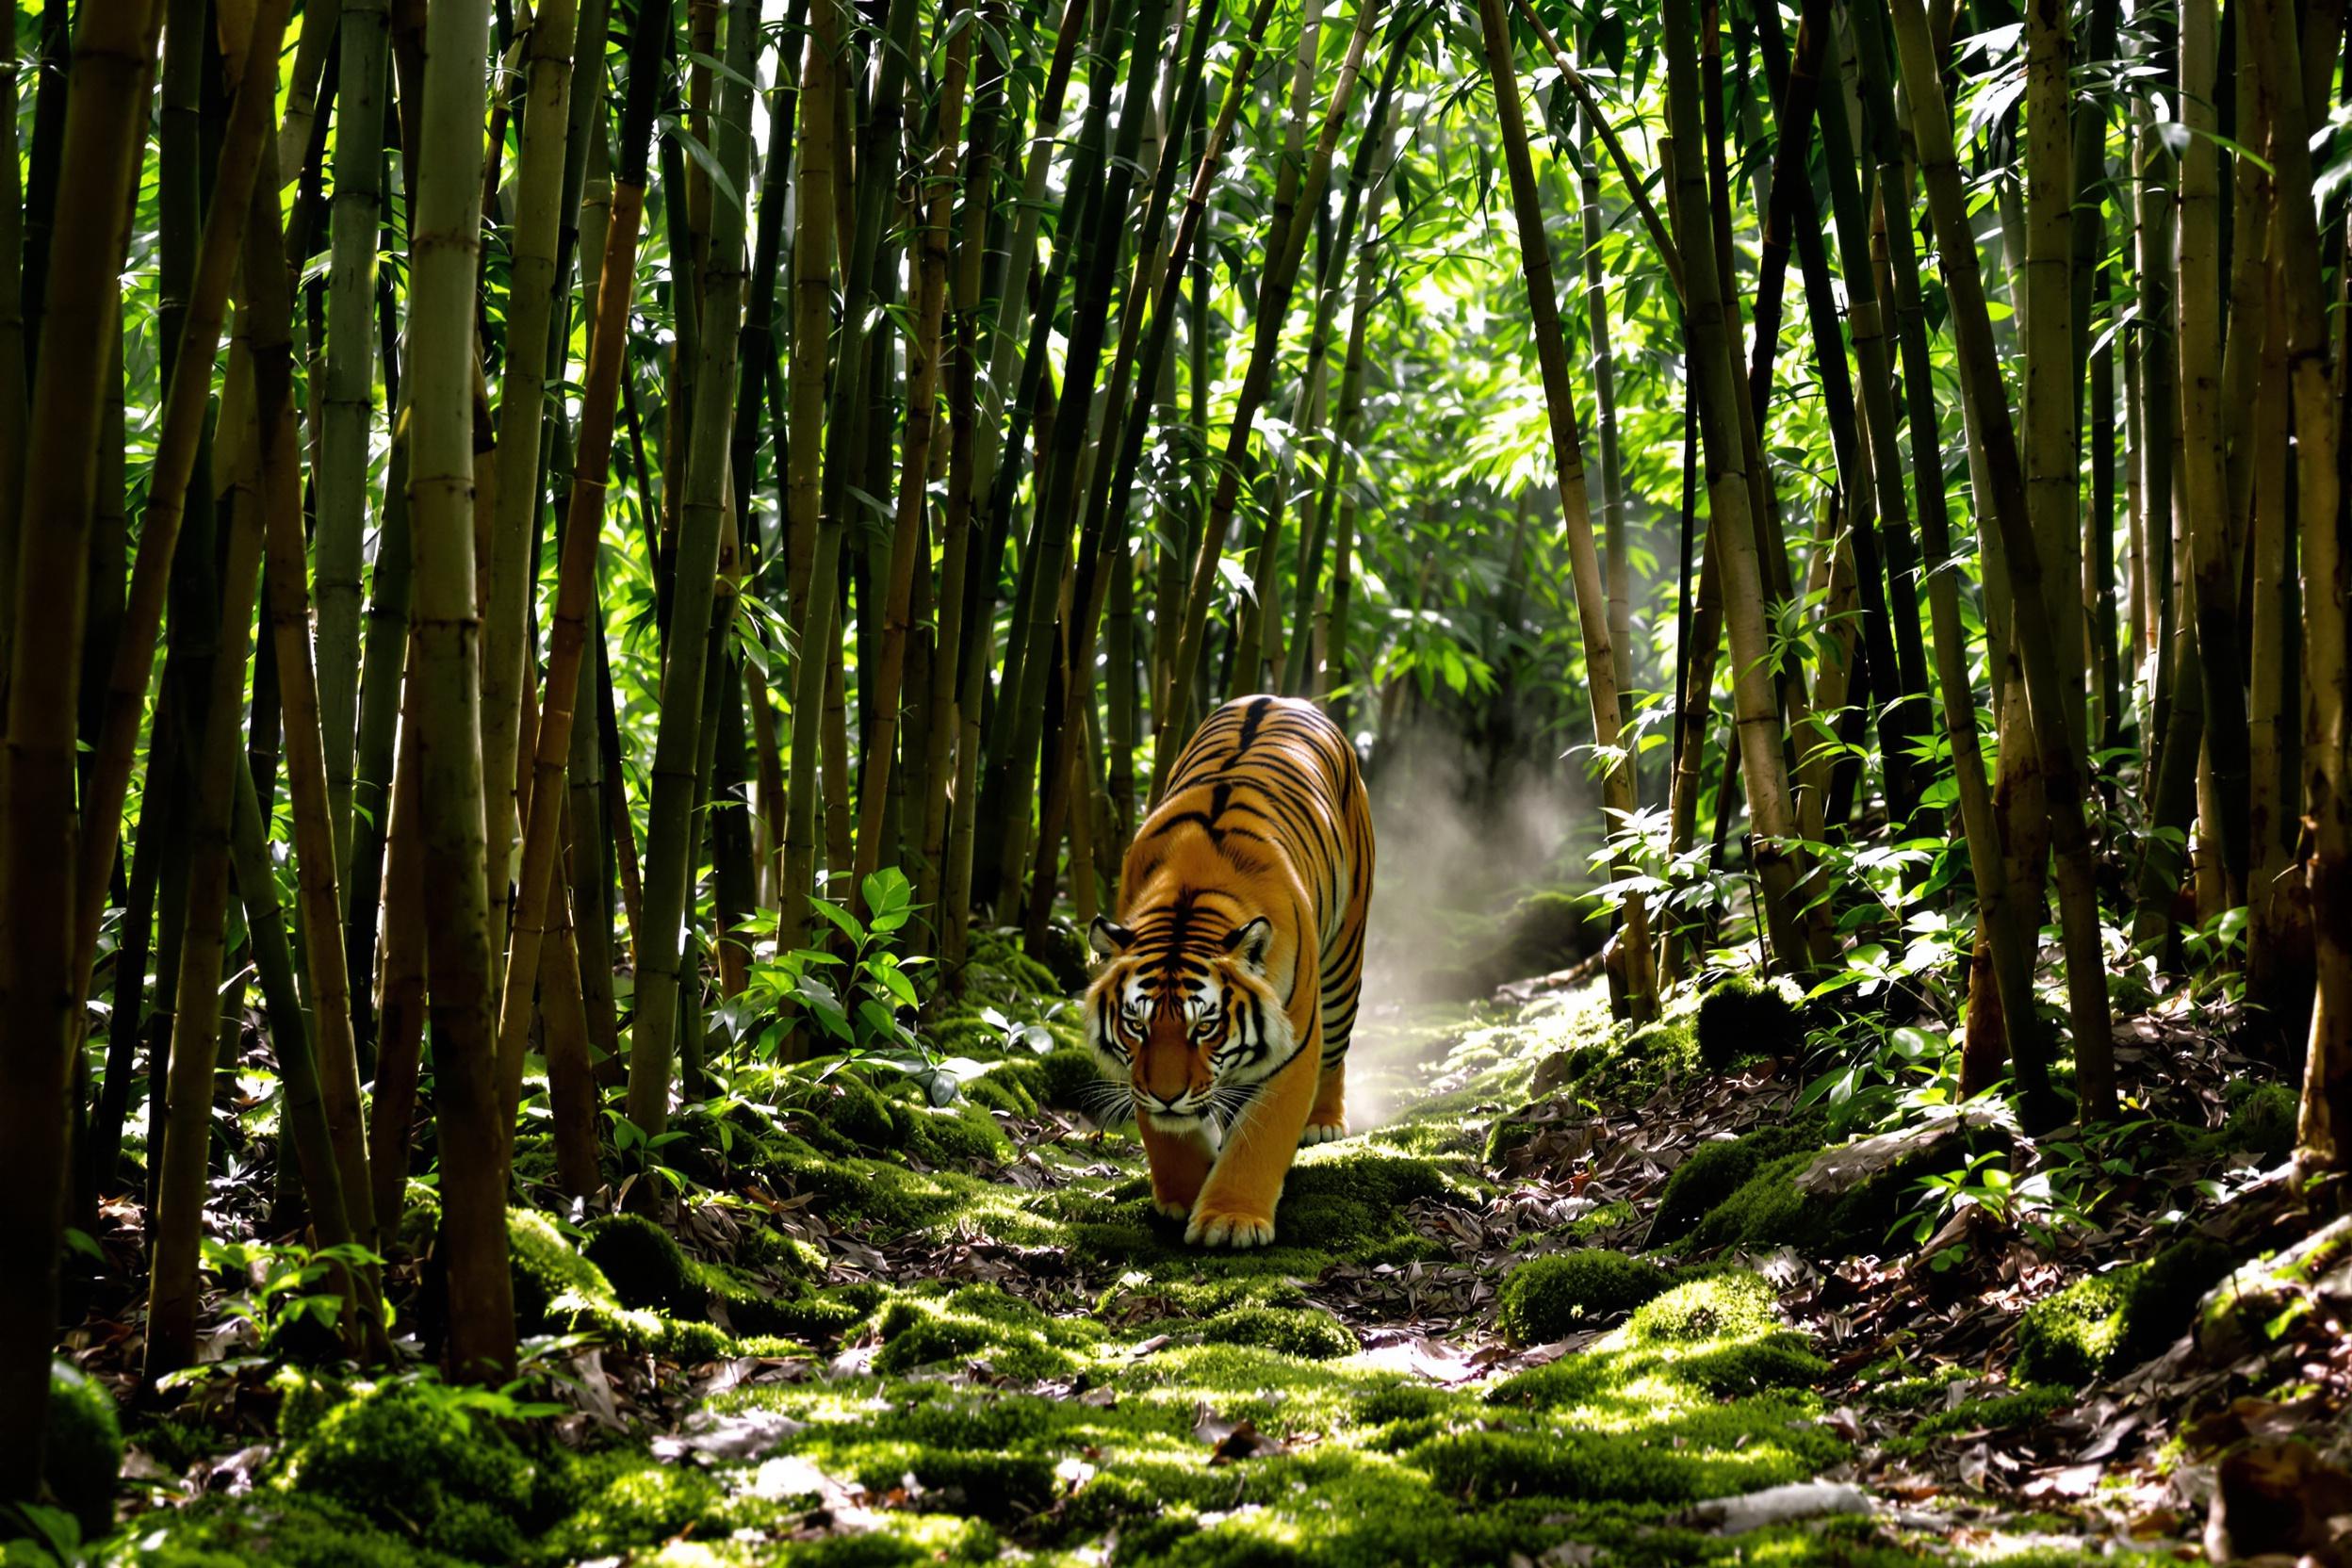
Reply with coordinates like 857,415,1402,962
1298,1118,1346,1146
1185,1204,1277,1249
1152,1196,1192,1221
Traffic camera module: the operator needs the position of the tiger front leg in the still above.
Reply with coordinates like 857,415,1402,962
1301,1059,1348,1145
1186,1034,1320,1248
1138,1117,1216,1221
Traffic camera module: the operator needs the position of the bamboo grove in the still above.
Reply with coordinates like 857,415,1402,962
1,0,2350,1496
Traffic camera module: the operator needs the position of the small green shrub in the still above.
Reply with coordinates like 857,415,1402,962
1497,1250,1670,1344
2219,1081,2297,1166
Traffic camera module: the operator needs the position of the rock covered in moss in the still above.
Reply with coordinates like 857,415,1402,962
1695,972,1805,1070
498,1209,732,1362
42,1360,121,1544
1647,1124,1821,1245
2018,1236,2235,1384
1497,1250,1670,1344
1037,1047,1108,1114
1196,1305,1356,1360
2198,1215,2352,1361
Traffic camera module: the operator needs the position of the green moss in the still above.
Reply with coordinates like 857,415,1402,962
1882,1384,2072,1457
1650,1120,1827,1244
502,1209,734,1362
1496,1250,1670,1344
127,1496,474,1568
1196,1305,1356,1359
871,1291,1083,1380
2218,1081,2297,1165
1686,1145,1911,1258
1552,1199,1635,1243
1037,1047,1106,1113
280,1383,550,1562
537,1454,721,1563
581,1214,698,1314
2016,1237,2233,1385
1497,1271,1828,1410
42,1361,121,1544
1412,1391,1844,1505
1694,972,1806,1070
895,1098,1013,1165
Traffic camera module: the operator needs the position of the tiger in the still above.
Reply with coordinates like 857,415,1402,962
1083,694,1375,1248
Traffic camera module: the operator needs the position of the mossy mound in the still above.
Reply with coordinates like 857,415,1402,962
126,1495,475,1568
1494,1269,1830,1411
2217,1080,2297,1166
1195,1304,1356,1359
582,1214,699,1314
872,1284,1096,1379
279,1383,558,1562
1496,1250,1670,1344
1685,1143,1913,1259
1649,1119,1827,1244
2016,1236,2235,1385
42,1360,121,1544
502,1209,732,1362
1694,972,1806,1070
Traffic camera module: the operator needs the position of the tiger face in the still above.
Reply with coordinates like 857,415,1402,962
1082,913,1298,1135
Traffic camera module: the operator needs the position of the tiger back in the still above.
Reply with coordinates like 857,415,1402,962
1083,695,1375,1248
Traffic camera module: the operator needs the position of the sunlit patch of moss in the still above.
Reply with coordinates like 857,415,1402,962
1863,1363,1974,1411
1195,1305,1356,1360
1881,1384,2072,1457
277,1382,555,1562
1497,1250,1670,1344
2016,1237,2232,1385
1649,1120,1827,1244
1549,1198,1635,1243
126,1495,475,1568
1494,1270,1829,1412
871,1287,1088,1380
504,1209,733,1362
534,1452,721,1563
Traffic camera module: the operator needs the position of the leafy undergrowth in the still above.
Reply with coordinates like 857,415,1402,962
45,939,2352,1565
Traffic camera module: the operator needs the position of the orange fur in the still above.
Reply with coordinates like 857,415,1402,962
1082,696,1374,1248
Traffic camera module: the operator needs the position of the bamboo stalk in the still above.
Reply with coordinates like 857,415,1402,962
496,0,669,1139
1878,0,2115,1119
405,0,515,1381
621,0,764,1138
1,0,167,1451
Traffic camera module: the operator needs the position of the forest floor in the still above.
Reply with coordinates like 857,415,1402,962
44,937,2352,1567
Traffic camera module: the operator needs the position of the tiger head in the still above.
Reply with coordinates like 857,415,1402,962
1081,911,1297,1134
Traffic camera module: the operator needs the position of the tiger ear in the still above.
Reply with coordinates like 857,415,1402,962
1224,917,1275,974
1089,917,1137,959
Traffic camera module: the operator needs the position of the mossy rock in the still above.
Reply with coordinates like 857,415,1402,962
1687,1139,1919,1259
280,1383,553,1562
1694,972,1806,1070
1650,1119,1826,1245
2217,1080,2297,1166
2017,1236,2235,1384
1496,1250,1670,1344
2199,1217,2352,1361
1037,1047,1108,1115
581,1214,699,1315
1196,1305,1356,1360
42,1361,121,1544
499,1209,733,1363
